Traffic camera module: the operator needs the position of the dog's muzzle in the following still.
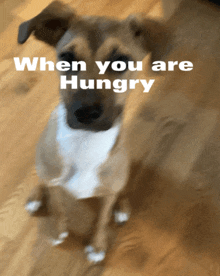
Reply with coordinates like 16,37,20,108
65,90,116,131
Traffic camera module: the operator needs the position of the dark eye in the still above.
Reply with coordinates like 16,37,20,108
58,51,75,63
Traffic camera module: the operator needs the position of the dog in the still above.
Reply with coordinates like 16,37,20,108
18,1,170,263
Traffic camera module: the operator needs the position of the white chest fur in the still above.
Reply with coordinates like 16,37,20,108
55,103,120,199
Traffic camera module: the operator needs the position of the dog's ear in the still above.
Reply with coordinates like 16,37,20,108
18,1,76,46
125,14,171,61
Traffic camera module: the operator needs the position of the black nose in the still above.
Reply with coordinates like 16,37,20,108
74,104,103,124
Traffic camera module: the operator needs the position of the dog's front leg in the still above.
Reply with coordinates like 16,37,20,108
25,184,69,245
25,183,48,215
49,165,71,186
85,194,117,263
47,186,69,246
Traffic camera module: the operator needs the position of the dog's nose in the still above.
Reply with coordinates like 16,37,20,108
74,104,103,124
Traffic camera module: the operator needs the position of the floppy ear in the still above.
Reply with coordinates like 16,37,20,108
125,14,171,62
18,1,76,46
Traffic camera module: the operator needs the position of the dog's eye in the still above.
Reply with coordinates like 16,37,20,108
58,51,75,63
109,54,131,73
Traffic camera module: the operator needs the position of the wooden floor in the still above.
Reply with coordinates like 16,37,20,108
0,0,219,275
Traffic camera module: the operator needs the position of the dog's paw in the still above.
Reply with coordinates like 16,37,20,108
50,232,69,246
85,245,106,263
25,200,42,214
58,232,69,239
114,211,130,225
50,178,61,186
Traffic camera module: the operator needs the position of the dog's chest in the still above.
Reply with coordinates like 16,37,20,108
56,104,120,199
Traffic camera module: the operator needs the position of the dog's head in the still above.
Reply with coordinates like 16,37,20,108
18,1,169,131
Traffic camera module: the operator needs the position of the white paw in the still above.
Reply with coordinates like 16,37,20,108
59,232,69,239
85,246,106,263
50,178,61,186
50,232,69,246
51,238,64,246
114,211,130,225
25,201,42,214
85,245,94,253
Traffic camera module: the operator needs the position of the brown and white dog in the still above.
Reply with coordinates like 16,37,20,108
18,0,169,263
18,0,220,266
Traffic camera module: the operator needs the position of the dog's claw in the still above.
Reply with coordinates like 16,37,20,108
85,246,106,263
50,232,69,246
85,245,94,254
51,238,64,246
114,211,130,225
25,200,42,214
59,232,69,239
